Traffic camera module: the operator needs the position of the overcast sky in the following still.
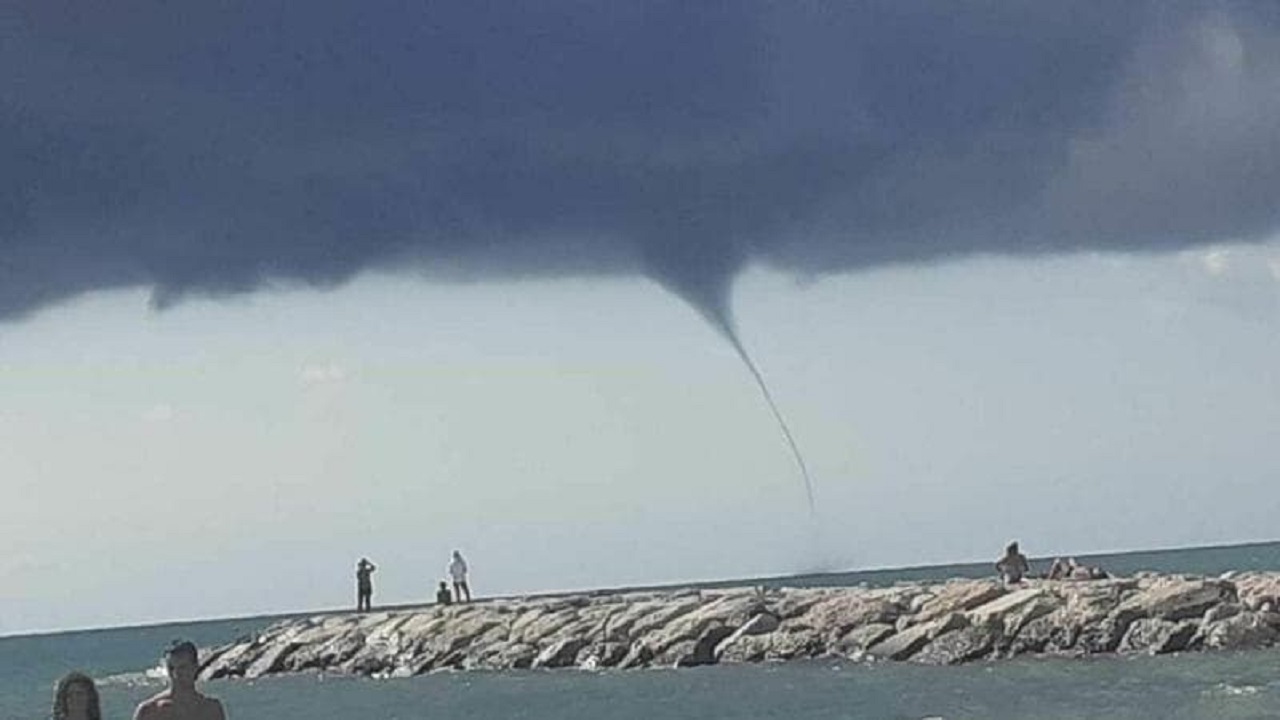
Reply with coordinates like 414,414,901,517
3,2,1280,633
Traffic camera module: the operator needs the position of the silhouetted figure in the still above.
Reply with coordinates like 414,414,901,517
134,641,227,720
436,580,453,606
448,550,472,602
356,558,377,612
995,541,1031,585
54,671,102,720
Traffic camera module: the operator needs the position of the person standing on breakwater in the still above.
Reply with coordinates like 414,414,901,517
356,557,377,612
53,671,102,720
436,580,453,605
134,641,227,720
996,541,1031,585
449,550,472,602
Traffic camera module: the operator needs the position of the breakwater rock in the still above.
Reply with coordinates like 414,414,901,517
198,572,1280,679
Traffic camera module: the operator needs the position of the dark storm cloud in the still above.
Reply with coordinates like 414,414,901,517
3,1,1280,323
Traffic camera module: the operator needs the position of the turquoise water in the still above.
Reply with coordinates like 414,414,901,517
6,541,1280,720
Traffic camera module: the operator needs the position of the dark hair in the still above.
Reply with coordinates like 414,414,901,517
166,640,199,665
1006,541,1020,555
53,672,102,720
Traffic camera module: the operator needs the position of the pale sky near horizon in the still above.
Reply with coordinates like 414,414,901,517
3,243,1279,634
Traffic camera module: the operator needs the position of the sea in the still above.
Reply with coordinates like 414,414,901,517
6,541,1280,720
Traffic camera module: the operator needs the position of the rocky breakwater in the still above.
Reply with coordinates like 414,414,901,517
198,571,1280,679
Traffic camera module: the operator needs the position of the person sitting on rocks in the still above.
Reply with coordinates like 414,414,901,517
996,541,1031,585
1068,558,1108,580
436,580,453,606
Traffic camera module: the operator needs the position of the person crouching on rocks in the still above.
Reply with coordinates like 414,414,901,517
996,541,1031,585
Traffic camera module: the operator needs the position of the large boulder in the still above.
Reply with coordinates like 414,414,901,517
287,630,368,671
575,641,629,669
913,624,1002,665
469,642,539,670
669,625,737,667
1197,611,1280,650
1004,612,1066,655
829,623,896,657
609,595,705,641
1118,618,1197,655
802,595,900,638
532,637,591,669
1075,616,1135,654
643,592,763,657
709,613,780,662
910,581,1005,625
717,625,823,663
1233,573,1280,611
1112,578,1235,622
867,614,966,661
967,587,1062,637
866,623,933,661
508,607,582,645
766,588,830,620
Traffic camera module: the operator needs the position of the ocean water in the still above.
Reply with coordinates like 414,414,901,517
6,542,1280,720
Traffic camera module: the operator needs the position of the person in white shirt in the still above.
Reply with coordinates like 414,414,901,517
448,550,472,603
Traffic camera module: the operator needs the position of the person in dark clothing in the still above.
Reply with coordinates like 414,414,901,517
356,558,377,612
436,580,453,606
995,542,1031,585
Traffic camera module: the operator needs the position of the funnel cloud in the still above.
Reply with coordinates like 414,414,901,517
5,2,1280,326
12,3,1280,512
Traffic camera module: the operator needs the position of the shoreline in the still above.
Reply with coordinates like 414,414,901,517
197,570,1280,680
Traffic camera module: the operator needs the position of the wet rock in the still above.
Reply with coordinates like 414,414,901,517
575,641,628,669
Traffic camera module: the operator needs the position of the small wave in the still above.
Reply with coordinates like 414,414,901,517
1203,682,1262,698
96,660,168,688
